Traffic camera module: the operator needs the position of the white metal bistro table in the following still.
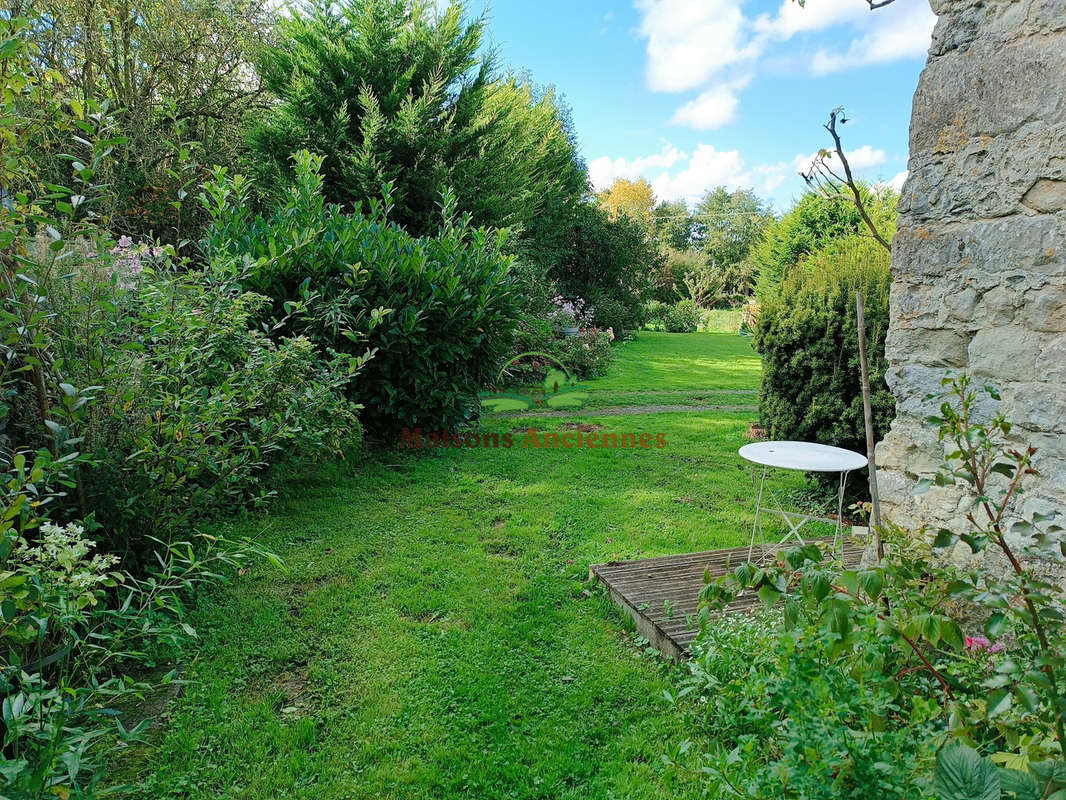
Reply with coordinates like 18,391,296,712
739,441,868,560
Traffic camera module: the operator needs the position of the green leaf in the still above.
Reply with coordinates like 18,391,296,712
1013,684,1039,713
985,612,1008,638
934,745,1001,800
858,569,883,601
756,583,781,606
933,529,957,549
997,767,1039,800
1029,760,1066,789
940,619,964,651
987,689,1012,717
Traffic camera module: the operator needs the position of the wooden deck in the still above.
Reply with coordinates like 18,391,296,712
590,539,865,658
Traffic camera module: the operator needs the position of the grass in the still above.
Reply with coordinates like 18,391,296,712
589,331,760,392
699,308,744,334
118,332,801,800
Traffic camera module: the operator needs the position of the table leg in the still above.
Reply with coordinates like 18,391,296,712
748,466,767,561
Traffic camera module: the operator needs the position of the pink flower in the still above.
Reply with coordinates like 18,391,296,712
117,235,133,248
965,636,991,651
988,642,1004,654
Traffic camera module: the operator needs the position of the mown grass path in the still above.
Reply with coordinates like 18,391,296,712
122,333,800,800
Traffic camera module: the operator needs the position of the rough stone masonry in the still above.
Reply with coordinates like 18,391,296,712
877,0,1066,538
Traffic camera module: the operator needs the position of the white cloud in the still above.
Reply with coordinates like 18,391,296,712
590,139,895,208
670,78,750,130
793,144,887,175
592,143,772,205
753,0,870,40
588,143,686,191
644,145,789,204
634,0,936,105
882,170,908,192
635,0,756,93
811,3,936,74
651,144,747,202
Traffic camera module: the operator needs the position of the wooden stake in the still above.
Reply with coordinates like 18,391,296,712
856,290,884,561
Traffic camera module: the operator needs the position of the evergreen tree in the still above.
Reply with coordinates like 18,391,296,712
246,0,586,236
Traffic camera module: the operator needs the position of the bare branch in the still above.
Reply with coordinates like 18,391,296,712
801,107,893,252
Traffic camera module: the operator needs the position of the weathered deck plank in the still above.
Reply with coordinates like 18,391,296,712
590,539,865,658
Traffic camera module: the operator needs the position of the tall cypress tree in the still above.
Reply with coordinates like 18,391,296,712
246,0,586,236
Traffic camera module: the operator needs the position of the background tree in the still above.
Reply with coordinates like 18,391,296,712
692,186,774,303
247,0,586,237
651,199,694,250
597,177,655,224
694,187,772,268
521,200,658,331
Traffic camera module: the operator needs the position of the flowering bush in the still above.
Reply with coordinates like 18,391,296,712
108,235,165,286
549,294,594,330
0,453,280,797
555,327,614,379
11,522,121,610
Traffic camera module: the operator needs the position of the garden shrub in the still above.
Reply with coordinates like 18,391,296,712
1,70,359,561
664,299,700,333
0,455,277,796
202,152,518,434
643,299,670,330
0,27,327,797
504,263,614,384
588,291,641,335
554,328,614,379
753,235,894,459
507,311,614,384
80,264,362,553
750,189,897,303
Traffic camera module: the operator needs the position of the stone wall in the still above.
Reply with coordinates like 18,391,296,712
877,0,1066,534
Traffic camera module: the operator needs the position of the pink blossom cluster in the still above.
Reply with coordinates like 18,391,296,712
110,235,164,286
965,635,1004,654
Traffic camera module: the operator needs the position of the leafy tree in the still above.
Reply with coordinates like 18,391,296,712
18,0,273,242
694,187,773,272
597,177,654,224
651,199,694,250
246,0,585,237
521,200,658,331
653,187,773,306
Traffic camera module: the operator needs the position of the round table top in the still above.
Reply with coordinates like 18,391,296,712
739,440,868,472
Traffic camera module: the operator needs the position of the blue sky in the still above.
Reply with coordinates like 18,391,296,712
473,0,936,211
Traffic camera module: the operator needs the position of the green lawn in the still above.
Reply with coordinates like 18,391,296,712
588,331,760,392
119,333,797,799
